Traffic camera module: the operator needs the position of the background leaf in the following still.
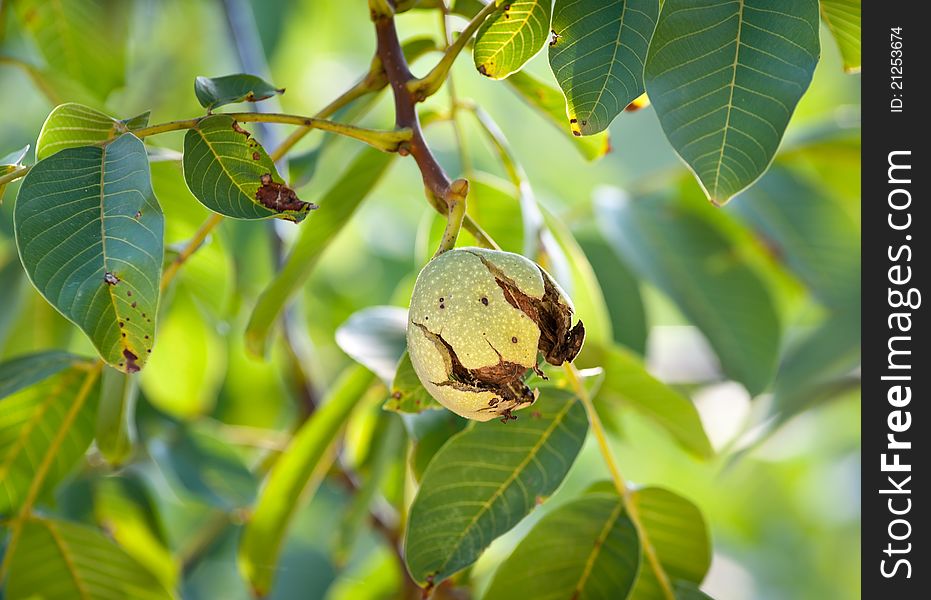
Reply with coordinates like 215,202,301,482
335,306,408,385
385,352,443,413
505,71,611,161
95,366,138,465
404,388,588,585
4,516,173,600
597,345,713,458
1,145,29,204
549,0,659,135
238,365,375,596
15,134,163,373
246,148,396,356
484,490,640,600
597,188,780,395
13,0,129,100
644,0,820,204
819,0,860,72
0,364,99,516
628,487,711,599
0,350,81,398
195,74,284,111
473,0,552,79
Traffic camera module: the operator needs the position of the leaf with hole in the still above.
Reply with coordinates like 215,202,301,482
5,516,173,600
820,0,860,72
239,365,375,596
183,115,313,222
246,147,396,356
549,0,659,136
644,0,820,204
194,74,285,111
14,134,163,373
1,362,99,516
14,0,129,100
404,388,588,585
473,0,552,79
596,188,780,395
505,70,611,161
484,489,640,600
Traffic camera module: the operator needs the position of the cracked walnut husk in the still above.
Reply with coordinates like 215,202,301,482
406,248,584,422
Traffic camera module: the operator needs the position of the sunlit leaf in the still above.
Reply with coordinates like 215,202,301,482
246,147,396,357
549,0,658,135
0,363,99,516
93,476,178,590
14,134,163,373
385,352,443,414
183,115,312,222
14,0,129,100
194,74,284,111
505,70,611,161
5,516,173,600
404,388,588,585
597,345,713,458
484,490,640,599
35,103,124,161
644,0,820,204
239,365,375,596
820,0,860,72
95,366,138,465
473,0,552,79
597,188,780,395
335,306,408,385
628,487,712,599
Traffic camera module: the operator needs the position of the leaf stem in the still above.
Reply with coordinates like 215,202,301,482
409,1,499,100
0,165,30,187
130,113,410,153
562,363,676,600
434,180,469,256
160,213,225,290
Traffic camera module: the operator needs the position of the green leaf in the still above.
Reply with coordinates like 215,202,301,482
820,0,860,72
484,491,640,600
597,345,713,458
14,0,129,100
0,364,99,516
5,516,173,600
385,352,443,414
14,134,164,373
473,0,552,79
149,424,257,511
549,0,659,135
729,166,859,310
404,388,589,585
182,114,312,222
644,0,821,204
239,365,375,596
93,476,178,590
505,70,611,161
335,306,408,385
575,229,647,354
35,103,125,161
0,350,81,399
95,366,138,465
246,147,396,357
194,74,285,111
628,487,712,599
597,189,780,395
674,581,715,600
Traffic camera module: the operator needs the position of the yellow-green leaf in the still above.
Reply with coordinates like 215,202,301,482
473,0,552,79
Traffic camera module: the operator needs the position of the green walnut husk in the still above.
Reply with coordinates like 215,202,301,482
406,248,585,422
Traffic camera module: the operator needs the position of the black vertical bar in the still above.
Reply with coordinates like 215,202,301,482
862,1,925,596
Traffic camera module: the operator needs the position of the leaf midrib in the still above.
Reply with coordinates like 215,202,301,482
431,399,576,578
42,518,93,600
573,498,625,597
710,0,744,201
